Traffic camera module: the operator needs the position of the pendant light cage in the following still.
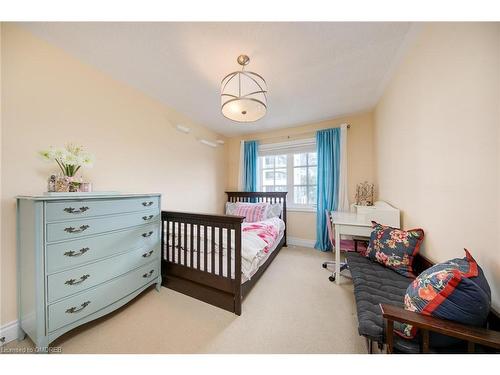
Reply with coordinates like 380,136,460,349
220,55,267,122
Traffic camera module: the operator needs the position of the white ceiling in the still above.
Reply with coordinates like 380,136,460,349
19,22,414,136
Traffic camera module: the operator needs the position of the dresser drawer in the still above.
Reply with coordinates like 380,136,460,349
45,196,159,222
46,210,159,242
48,261,159,332
46,223,160,273
47,245,160,303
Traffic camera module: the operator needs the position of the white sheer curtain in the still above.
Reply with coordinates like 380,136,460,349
337,124,350,211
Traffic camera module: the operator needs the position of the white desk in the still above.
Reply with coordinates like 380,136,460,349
331,212,372,285
331,201,400,285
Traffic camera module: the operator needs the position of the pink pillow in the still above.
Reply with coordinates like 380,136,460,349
234,202,269,222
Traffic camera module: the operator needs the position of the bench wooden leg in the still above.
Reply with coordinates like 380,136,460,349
386,319,394,354
377,342,384,352
365,337,373,354
421,329,430,353
468,341,475,353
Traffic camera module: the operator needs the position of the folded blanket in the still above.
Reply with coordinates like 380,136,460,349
242,221,278,253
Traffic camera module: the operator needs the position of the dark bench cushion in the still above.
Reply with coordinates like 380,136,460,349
346,252,413,342
346,252,490,353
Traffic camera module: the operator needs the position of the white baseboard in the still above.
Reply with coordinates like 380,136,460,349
0,320,18,347
287,237,315,248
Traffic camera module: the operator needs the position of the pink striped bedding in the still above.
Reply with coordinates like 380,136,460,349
234,202,269,222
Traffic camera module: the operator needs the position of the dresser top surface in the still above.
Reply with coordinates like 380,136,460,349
17,192,161,201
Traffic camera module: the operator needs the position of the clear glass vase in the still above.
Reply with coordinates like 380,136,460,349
55,176,70,192
55,175,81,192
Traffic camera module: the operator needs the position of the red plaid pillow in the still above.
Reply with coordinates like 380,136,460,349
234,202,269,222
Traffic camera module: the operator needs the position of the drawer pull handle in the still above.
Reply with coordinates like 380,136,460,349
142,201,154,207
142,231,154,238
65,274,90,286
142,270,155,278
142,250,154,258
142,215,154,221
65,301,91,314
64,225,90,234
63,206,90,214
64,247,90,257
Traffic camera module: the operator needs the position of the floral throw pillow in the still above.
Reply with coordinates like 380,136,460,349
365,222,424,278
395,249,491,345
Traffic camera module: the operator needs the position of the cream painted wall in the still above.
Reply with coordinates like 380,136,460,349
0,25,227,325
374,23,500,309
2,21,497,326
0,23,3,328
226,112,375,240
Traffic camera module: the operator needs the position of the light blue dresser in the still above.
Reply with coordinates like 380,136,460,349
16,193,162,351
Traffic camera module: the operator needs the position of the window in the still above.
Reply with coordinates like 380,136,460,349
258,139,317,210
293,152,317,206
260,155,288,192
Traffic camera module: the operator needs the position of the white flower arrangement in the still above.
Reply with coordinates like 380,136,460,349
40,144,95,177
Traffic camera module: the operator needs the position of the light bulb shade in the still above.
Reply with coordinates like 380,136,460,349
221,71,267,122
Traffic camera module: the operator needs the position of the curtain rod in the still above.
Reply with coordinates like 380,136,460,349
255,123,350,143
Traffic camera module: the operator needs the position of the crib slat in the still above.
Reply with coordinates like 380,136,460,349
176,221,179,264
172,220,176,263
211,226,216,274
179,222,182,265
165,219,169,262
203,225,208,272
196,224,200,269
183,222,187,266
227,228,232,279
182,221,185,263
170,221,173,262
190,223,194,268
219,227,223,276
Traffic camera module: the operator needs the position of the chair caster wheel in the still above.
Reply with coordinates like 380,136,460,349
329,275,336,282
322,263,327,269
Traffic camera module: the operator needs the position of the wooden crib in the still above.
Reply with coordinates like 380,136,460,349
160,191,287,315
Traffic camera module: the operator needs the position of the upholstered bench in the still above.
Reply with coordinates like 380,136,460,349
346,252,500,353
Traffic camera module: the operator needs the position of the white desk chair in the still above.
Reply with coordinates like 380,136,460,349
321,210,349,282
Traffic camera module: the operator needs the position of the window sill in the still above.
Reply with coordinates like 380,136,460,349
287,206,316,213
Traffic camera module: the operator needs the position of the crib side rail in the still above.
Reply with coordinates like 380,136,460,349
161,211,243,294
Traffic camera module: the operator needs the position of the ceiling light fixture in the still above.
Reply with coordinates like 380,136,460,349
220,54,267,123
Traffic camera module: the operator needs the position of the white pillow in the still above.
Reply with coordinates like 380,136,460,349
225,202,238,215
266,203,282,219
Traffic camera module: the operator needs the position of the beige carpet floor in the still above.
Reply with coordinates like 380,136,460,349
3,246,366,354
